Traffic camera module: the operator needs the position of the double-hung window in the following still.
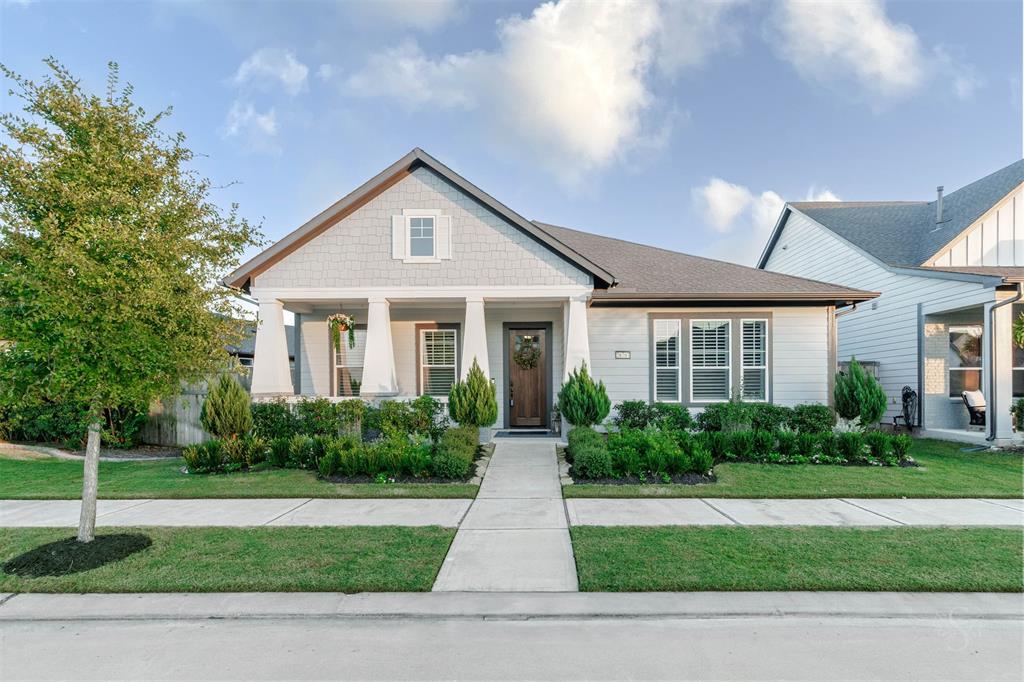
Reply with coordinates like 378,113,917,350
408,216,435,258
948,325,982,398
654,319,681,402
741,319,768,401
421,329,457,397
335,328,366,397
691,320,731,402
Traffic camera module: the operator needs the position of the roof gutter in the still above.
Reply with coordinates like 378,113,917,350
986,283,1023,442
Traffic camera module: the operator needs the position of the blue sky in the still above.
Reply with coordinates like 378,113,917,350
1,0,1020,266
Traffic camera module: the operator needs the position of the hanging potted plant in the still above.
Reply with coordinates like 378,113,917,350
327,313,356,350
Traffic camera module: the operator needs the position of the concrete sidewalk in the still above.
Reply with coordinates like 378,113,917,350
2,496,1020,528
432,438,578,592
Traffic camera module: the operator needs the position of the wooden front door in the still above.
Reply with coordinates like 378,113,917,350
508,329,547,427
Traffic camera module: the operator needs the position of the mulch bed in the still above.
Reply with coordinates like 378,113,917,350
3,533,153,577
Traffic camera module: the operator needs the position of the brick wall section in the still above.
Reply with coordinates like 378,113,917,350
256,167,591,289
923,319,970,430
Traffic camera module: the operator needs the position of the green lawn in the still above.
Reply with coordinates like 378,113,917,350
572,526,1024,592
0,457,478,499
565,439,1024,498
0,526,455,592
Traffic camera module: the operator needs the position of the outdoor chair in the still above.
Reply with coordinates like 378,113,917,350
961,390,986,426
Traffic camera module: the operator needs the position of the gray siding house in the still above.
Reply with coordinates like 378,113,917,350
759,159,1024,444
225,149,874,433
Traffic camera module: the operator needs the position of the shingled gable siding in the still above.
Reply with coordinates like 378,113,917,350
765,210,991,421
255,167,591,289
587,306,830,410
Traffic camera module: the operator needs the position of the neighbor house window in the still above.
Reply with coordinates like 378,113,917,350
741,319,768,401
408,216,435,258
948,325,982,398
654,319,681,402
421,328,457,397
335,327,366,397
1015,305,1024,399
691,320,731,402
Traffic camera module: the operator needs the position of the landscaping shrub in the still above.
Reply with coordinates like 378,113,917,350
0,400,148,449
892,433,913,461
796,432,819,460
749,404,792,432
337,399,365,436
377,400,411,437
182,440,224,474
317,448,341,478
251,399,299,440
431,450,472,479
836,431,865,464
695,399,752,433
296,398,340,436
200,375,252,440
571,432,613,479
776,430,799,458
409,395,448,442
651,403,693,431
834,358,887,428
567,426,604,463
613,401,693,432
242,436,267,467
557,362,611,427
689,445,713,474
362,404,382,441
864,430,892,463
817,432,842,464
220,436,247,466
267,437,290,468
727,430,755,459
432,426,478,480
607,429,645,477
287,434,316,469
697,431,729,462
448,359,498,427
751,430,776,459
788,404,835,434
604,427,709,480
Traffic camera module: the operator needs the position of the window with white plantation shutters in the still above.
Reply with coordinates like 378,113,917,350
335,327,367,397
421,329,458,397
741,320,767,400
691,320,731,402
654,319,681,402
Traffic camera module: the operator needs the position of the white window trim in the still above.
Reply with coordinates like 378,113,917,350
740,318,769,403
948,324,983,401
420,328,458,398
402,209,442,264
654,319,681,403
690,318,732,404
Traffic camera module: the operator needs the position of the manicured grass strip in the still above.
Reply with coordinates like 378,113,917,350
0,457,478,499
565,439,1023,498
0,526,456,593
571,526,1024,592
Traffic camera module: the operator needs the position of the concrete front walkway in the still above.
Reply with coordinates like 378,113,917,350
431,438,578,592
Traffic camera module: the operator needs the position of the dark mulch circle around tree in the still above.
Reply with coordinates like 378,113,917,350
2,533,153,577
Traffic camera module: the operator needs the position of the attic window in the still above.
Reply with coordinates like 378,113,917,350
409,216,435,257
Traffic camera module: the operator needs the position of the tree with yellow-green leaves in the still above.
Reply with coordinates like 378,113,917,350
0,59,261,542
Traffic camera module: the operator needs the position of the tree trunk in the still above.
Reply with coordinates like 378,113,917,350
77,418,102,543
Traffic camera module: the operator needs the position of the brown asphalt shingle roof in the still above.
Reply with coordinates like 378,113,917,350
534,222,877,303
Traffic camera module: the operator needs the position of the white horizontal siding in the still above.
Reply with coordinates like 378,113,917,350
772,307,829,406
587,307,650,406
765,209,993,418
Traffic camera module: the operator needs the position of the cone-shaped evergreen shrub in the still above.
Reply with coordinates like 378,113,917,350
200,374,253,439
448,359,497,427
834,357,887,428
558,362,611,427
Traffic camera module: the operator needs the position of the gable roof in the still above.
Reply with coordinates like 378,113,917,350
535,222,876,304
224,147,876,305
757,159,1024,269
223,148,616,291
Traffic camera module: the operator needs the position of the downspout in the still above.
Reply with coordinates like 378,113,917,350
986,283,1023,441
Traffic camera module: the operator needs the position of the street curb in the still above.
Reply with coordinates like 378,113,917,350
1,591,1021,622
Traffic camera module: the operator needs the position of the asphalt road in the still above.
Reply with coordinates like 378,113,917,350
3,610,1021,680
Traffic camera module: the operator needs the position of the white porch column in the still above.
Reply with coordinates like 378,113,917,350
251,299,294,396
461,296,489,379
992,301,1015,440
563,294,591,380
360,297,398,397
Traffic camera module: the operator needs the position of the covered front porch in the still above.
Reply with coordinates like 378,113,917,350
247,288,593,431
920,292,1023,445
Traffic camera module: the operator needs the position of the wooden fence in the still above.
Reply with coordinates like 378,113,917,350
139,382,210,447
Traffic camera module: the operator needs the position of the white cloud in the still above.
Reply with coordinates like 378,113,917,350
770,0,977,102
346,0,461,31
656,0,746,75
233,48,309,96
221,101,279,152
697,180,840,265
316,64,336,82
346,0,736,186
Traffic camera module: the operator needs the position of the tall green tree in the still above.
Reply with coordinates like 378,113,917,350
0,60,260,542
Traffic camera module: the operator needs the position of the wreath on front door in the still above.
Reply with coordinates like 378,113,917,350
513,337,542,370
